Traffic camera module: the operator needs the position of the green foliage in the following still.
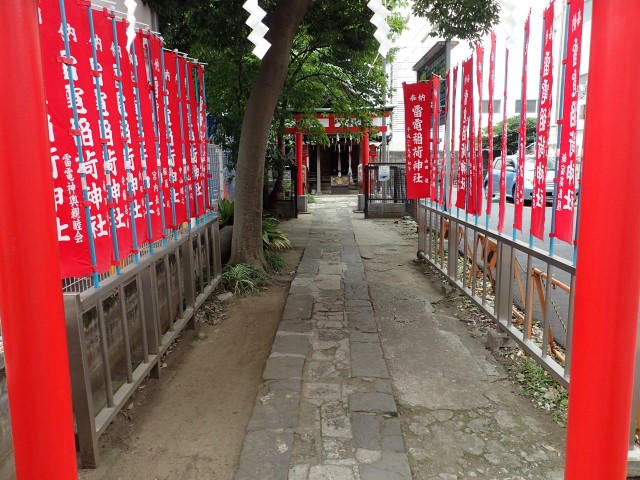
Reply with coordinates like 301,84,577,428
515,357,568,425
483,116,538,156
306,193,316,204
221,264,270,294
146,0,406,164
262,216,292,250
217,199,235,228
412,0,500,43
264,250,288,274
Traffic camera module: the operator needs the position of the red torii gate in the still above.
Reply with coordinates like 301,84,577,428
2,1,640,479
284,111,389,197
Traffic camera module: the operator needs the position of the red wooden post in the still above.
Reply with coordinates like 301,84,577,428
295,131,304,195
361,131,370,166
565,1,640,478
0,2,78,478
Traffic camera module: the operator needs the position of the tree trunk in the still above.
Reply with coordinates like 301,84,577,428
228,0,311,267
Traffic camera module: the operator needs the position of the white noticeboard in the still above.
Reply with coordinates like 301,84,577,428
378,165,390,182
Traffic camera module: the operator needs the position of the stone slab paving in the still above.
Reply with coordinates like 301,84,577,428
236,196,566,480
236,196,411,480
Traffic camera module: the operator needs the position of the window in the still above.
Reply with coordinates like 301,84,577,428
482,99,502,113
515,99,538,113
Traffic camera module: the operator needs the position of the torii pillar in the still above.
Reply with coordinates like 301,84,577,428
295,131,307,213
0,1,78,478
565,0,640,478
357,130,370,210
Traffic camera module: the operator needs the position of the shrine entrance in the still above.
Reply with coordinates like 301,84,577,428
286,110,389,201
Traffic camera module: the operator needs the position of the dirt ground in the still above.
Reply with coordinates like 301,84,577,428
79,247,302,480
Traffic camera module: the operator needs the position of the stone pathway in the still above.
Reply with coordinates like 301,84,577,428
236,197,411,480
235,195,566,480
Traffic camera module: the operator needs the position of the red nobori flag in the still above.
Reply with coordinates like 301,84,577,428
531,2,555,240
514,11,531,232
133,32,164,242
449,66,458,210
430,75,440,201
474,43,484,216
115,19,148,250
164,50,188,225
403,82,431,199
498,47,509,233
487,32,496,215
455,57,473,210
40,0,115,277
91,8,133,260
554,0,584,244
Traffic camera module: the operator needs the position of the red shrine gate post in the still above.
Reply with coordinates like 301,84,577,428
565,0,640,478
0,1,78,478
295,131,306,212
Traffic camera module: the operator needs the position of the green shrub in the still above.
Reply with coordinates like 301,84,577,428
221,264,269,294
218,199,234,228
262,216,292,250
307,193,316,204
265,250,288,274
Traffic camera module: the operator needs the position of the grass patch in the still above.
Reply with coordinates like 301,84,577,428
221,264,270,294
264,250,288,274
514,356,569,425
307,193,316,204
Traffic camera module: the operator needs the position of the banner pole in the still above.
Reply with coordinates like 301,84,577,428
87,7,122,272
530,12,548,250
174,53,193,226
513,14,529,243
143,36,168,246
198,67,214,214
565,0,640,477
160,48,179,241
549,2,571,257
60,0,101,287
111,14,140,264
130,35,155,253
183,61,200,223
0,1,78,477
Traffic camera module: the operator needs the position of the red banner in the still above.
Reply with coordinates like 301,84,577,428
91,9,133,260
147,34,172,227
430,75,440,200
164,50,188,225
514,12,531,231
134,33,164,242
187,63,205,215
498,47,509,233
114,19,148,252
40,0,114,276
177,56,195,218
449,66,458,210
197,65,213,210
487,32,496,215
456,57,473,210
403,82,431,199
474,43,484,215
531,2,555,240
555,0,584,244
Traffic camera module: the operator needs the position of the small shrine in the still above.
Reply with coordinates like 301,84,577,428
285,110,390,196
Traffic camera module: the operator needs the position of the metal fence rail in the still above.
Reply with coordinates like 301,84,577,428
415,200,640,471
65,216,222,468
417,202,573,386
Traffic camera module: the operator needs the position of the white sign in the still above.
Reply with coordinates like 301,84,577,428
378,165,390,182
